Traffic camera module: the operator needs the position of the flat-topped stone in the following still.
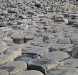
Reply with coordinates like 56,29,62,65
0,61,27,75
0,44,8,54
15,70,44,75
0,27,12,32
42,51,69,61
11,33,25,44
22,46,49,56
60,59,78,67
24,34,34,43
28,58,59,74
14,54,40,62
68,20,76,25
46,66,78,75
70,35,78,46
54,15,64,18
0,45,22,66
49,44,73,52
72,46,78,58
0,69,9,75
56,37,71,44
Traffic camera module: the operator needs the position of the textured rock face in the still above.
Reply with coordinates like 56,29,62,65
42,51,70,61
60,59,78,67
46,66,78,75
0,0,78,75
28,58,59,73
0,61,27,75
0,69,9,75
14,70,44,75
0,45,22,66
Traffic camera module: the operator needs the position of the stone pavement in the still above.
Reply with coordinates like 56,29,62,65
0,0,78,75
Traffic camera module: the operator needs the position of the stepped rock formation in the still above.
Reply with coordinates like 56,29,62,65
0,0,78,75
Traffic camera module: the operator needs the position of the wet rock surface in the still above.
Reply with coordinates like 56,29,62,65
0,0,78,75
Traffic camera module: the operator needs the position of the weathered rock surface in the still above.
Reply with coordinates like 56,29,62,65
42,51,70,61
28,58,59,74
0,45,22,66
15,70,44,75
22,46,49,56
0,0,78,75
46,66,78,75
49,44,73,52
60,59,78,67
0,69,9,75
0,61,27,75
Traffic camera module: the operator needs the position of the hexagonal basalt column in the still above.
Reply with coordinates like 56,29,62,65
14,70,44,75
22,46,49,57
60,59,78,67
0,61,27,75
14,54,40,63
46,66,78,75
49,44,73,52
11,33,24,44
42,51,70,62
24,34,34,43
28,58,59,74
0,45,22,66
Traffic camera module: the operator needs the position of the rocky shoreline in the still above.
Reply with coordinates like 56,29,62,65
0,0,78,75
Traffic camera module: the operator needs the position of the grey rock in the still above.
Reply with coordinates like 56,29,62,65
22,46,49,56
0,27,12,32
49,44,73,52
8,8,16,13
14,54,40,62
28,58,59,74
54,15,64,22
42,51,69,61
24,34,34,43
2,10,8,15
70,34,78,46
35,1,41,8
73,22,78,27
11,32,25,44
60,58,78,67
19,14,27,19
0,69,9,75
0,45,22,66
0,61,27,75
62,18,68,24
15,70,44,75
56,37,71,44
46,66,78,75
68,20,76,25
0,44,8,54
71,46,78,58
